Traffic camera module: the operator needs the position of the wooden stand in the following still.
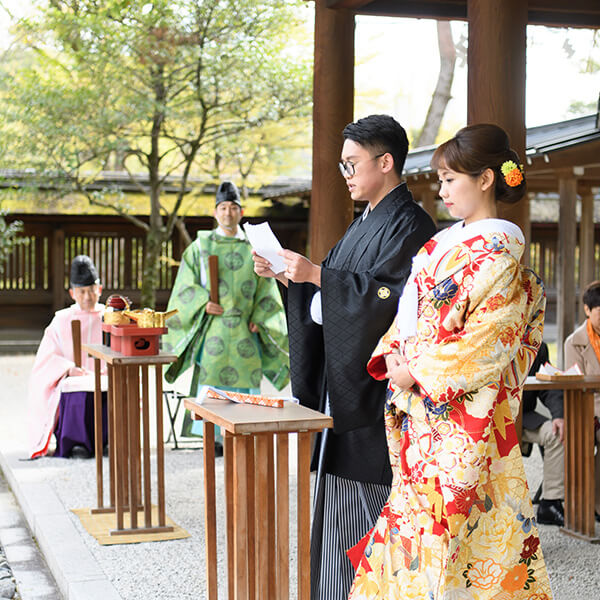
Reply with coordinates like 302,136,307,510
83,344,177,536
184,397,333,600
523,375,600,543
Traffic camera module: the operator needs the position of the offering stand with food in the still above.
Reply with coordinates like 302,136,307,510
102,295,177,356
76,297,184,541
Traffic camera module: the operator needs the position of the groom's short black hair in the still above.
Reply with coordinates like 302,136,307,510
342,114,409,178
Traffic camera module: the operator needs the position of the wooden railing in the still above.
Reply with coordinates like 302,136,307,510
0,213,307,329
0,213,595,330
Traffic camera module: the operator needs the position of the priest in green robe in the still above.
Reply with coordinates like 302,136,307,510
163,182,290,425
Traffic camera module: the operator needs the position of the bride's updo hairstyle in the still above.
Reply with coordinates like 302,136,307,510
431,123,526,204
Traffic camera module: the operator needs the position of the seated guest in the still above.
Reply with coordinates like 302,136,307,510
564,280,600,521
27,255,107,459
521,341,565,525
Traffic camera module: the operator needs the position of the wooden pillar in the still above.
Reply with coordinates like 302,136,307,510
310,0,354,263
557,175,578,369
51,228,65,312
580,187,596,290
467,0,529,254
420,187,438,226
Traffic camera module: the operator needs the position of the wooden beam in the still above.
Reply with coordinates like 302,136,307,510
331,0,466,19
323,0,600,26
467,0,529,250
528,141,600,171
400,166,600,197
529,0,600,27
557,175,578,368
310,0,355,263
326,0,375,8
530,0,600,10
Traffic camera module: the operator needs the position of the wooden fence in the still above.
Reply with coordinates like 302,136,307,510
0,214,307,329
0,214,597,329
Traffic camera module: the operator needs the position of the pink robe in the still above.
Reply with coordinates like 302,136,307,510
27,303,104,458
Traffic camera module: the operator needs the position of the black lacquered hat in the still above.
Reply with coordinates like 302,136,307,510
215,181,241,207
70,255,100,287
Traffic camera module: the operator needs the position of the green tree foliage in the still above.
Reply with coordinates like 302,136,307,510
562,29,599,116
1,0,312,307
201,119,311,197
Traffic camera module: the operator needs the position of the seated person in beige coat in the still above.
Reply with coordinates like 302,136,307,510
564,279,600,521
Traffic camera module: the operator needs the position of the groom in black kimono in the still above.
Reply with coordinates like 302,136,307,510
253,114,436,599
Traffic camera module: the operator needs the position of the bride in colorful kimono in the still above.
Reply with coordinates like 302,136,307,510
348,124,553,600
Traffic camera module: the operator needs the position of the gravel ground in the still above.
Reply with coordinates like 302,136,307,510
1,353,600,599
0,541,18,600
0,354,300,600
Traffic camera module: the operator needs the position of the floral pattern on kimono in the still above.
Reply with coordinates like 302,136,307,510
348,228,553,600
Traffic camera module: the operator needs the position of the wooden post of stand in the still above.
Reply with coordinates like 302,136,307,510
224,432,234,599
204,422,218,600
141,365,152,528
127,364,139,529
93,358,104,509
255,434,269,599
108,364,115,507
208,255,219,304
297,431,312,600
155,365,168,528
276,434,289,599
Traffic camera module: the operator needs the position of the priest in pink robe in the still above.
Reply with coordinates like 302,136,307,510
27,255,106,459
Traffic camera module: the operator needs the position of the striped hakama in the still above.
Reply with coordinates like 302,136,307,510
310,413,390,600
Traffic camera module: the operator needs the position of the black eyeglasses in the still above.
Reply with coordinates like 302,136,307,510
338,153,386,178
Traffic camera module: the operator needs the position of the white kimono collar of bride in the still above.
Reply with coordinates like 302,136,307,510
396,218,524,341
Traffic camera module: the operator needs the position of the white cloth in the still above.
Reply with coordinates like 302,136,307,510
310,291,323,325
396,218,524,341
58,374,108,393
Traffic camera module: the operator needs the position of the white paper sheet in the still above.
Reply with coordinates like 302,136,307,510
537,362,583,376
242,222,287,274
197,385,240,404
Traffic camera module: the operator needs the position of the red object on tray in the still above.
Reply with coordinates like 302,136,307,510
108,324,167,356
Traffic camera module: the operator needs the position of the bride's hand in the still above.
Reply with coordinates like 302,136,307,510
385,354,415,390
384,350,404,372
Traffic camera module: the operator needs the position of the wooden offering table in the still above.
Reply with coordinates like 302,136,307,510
83,344,176,537
184,396,333,600
523,375,600,543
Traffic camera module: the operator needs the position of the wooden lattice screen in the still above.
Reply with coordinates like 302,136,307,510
0,213,307,329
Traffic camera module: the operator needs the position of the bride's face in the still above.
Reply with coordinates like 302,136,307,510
437,167,496,224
